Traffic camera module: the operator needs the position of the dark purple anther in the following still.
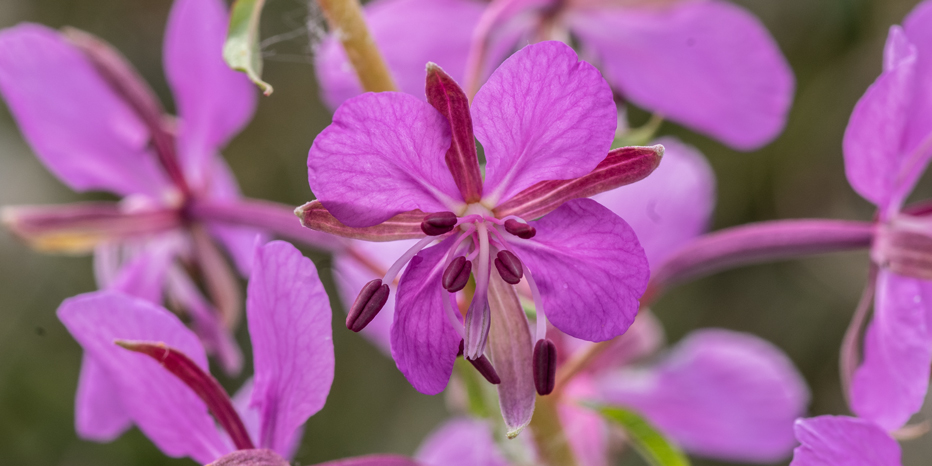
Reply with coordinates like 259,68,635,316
494,250,524,284
504,219,536,239
442,256,472,292
468,354,501,385
346,279,390,332
421,211,458,236
533,338,557,395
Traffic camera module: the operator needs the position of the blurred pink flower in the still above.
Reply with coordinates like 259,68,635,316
840,0,932,433
57,241,335,462
315,0,794,150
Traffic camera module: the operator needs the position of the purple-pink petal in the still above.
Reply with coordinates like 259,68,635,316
415,418,508,466
57,291,230,463
246,241,334,455
163,0,256,188
313,0,485,109
0,24,169,198
205,156,267,276
487,274,535,437
333,239,420,353
307,92,462,228
390,236,462,395
901,0,932,179
791,416,901,466
508,199,648,342
850,271,932,432
474,41,616,204
566,0,793,151
591,137,715,268
74,355,131,442
842,26,918,211
597,329,809,462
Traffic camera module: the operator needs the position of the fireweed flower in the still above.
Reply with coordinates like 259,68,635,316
790,416,903,466
839,0,932,433
57,241,415,466
0,0,324,372
302,41,657,434
315,0,794,150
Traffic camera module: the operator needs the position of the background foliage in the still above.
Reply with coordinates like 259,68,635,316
0,0,929,464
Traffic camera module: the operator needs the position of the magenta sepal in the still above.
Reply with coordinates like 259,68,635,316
295,200,426,242
2,202,181,252
425,63,483,203
115,340,255,451
494,145,664,220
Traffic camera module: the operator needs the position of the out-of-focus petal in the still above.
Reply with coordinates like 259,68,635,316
57,292,230,463
474,41,616,204
107,241,176,302
166,268,243,376
560,309,665,376
314,0,485,108
231,380,304,460
415,418,508,466
559,378,610,466
204,156,267,276
164,0,256,187
333,239,420,353
591,138,715,267
390,236,462,395
209,449,290,466
307,92,462,228
74,355,131,442
843,27,918,210
791,416,901,466
247,241,334,455
488,274,535,437
902,1,932,180
566,0,793,150
0,24,169,197
851,271,932,431
508,199,648,342
598,329,810,462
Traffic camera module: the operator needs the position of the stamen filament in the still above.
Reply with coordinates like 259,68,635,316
442,291,465,339
523,266,548,342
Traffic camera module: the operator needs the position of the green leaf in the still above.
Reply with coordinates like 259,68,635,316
223,0,273,95
594,404,691,466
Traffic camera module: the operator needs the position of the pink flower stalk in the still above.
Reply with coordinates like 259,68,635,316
315,0,794,150
302,41,659,434
0,0,339,373
838,0,932,433
57,240,417,466
791,416,903,466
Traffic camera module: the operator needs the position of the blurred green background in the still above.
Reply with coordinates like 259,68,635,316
0,0,930,464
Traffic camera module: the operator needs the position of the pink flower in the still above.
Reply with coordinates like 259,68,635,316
840,0,932,432
302,41,658,434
